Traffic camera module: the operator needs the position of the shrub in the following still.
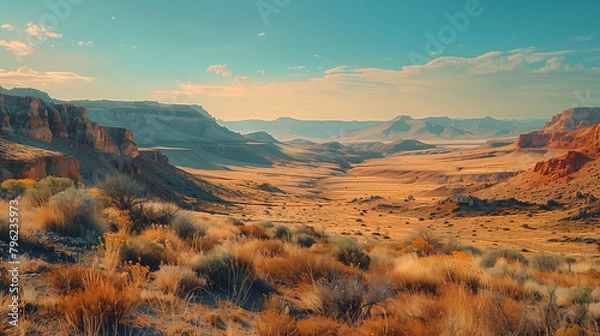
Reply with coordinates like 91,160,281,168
531,253,563,272
458,245,484,255
169,214,206,239
26,176,73,206
193,252,273,306
297,234,316,248
274,225,292,241
152,265,206,296
332,238,371,270
257,221,274,229
238,224,270,240
96,174,145,211
128,201,179,233
45,188,104,240
317,273,393,325
480,249,529,268
123,238,167,271
256,309,298,336
55,266,140,334
1,179,35,199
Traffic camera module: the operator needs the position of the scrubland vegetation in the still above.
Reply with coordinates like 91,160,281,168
1,176,599,335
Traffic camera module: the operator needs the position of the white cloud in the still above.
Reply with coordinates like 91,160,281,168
206,64,232,77
257,32,266,37
0,66,94,86
25,22,62,40
152,48,600,120
78,41,94,47
570,32,598,42
235,75,251,87
288,65,306,70
0,40,34,56
314,54,332,62
112,16,117,21
1,24,15,31
258,69,266,75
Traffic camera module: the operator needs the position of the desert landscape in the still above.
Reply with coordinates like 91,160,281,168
1,1,600,335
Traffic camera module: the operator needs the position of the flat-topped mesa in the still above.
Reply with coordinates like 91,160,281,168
0,94,138,157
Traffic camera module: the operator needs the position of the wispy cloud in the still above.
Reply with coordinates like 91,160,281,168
0,40,33,56
570,32,598,42
314,54,332,62
0,66,95,86
258,69,266,75
235,75,251,87
78,41,94,47
288,65,306,70
206,64,232,77
152,48,600,120
25,22,62,40
257,32,266,37
1,24,15,31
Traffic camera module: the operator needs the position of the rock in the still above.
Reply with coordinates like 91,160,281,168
533,151,591,179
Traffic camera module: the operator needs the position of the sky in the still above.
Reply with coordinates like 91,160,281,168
0,0,599,121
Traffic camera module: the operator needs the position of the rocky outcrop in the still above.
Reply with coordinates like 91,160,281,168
0,138,80,181
516,131,567,148
533,151,591,179
542,107,600,132
0,94,138,157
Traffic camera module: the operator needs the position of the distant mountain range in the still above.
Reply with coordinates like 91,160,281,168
220,115,546,142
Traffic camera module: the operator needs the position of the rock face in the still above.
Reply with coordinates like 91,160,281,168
0,94,138,157
542,107,600,132
0,138,80,181
533,151,592,179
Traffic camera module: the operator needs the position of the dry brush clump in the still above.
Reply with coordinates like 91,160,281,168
44,187,105,241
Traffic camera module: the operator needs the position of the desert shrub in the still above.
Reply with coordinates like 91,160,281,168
170,214,206,239
257,221,274,229
297,234,316,248
317,273,393,325
398,238,435,257
249,240,286,257
480,249,529,268
193,251,273,306
274,225,292,241
98,232,127,273
26,176,73,206
128,201,179,233
123,238,167,271
0,217,8,242
1,179,35,199
332,238,371,270
296,224,324,239
256,309,298,336
567,287,593,305
152,265,206,296
415,228,445,252
531,253,563,272
458,245,484,255
96,174,145,211
55,266,140,334
257,251,355,287
296,316,343,336
45,187,104,240
238,224,270,240
45,264,90,295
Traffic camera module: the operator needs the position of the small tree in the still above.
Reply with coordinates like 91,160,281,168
96,174,145,211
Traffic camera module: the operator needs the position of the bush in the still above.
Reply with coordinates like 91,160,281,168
333,238,371,270
54,266,140,334
193,252,273,306
274,225,292,241
238,224,270,240
318,274,393,326
128,201,179,233
297,234,316,248
152,265,206,296
123,238,167,271
170,214,206,239
531,253,563,272
96,174,145,211
26,176,73,206
45,188,104,240
458,245,484,255
480,249,529,268
1,179,35,199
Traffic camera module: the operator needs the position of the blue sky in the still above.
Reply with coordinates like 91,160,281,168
0,0,599,120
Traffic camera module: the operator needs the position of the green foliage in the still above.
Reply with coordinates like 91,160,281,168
531,253,563,272
458,245,484,256
332,237,371,270
170,214,206,239
123,239,165,271
26,176,74,206
46,188,104,240
297,234,316,248
274,225,292,241
1,179,34,199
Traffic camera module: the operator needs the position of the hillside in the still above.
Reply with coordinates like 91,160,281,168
0,94,226,208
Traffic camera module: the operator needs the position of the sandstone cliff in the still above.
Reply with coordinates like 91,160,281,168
0,94,138,157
